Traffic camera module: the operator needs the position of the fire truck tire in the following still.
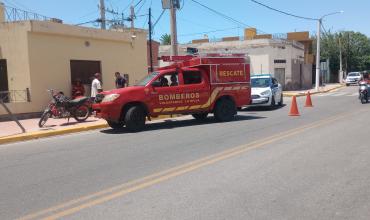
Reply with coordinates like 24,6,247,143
214,98,236,122
192,113,208,121
107,120,124,129
124,106,146,132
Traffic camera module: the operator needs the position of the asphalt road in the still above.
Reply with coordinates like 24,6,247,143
1,86,370,220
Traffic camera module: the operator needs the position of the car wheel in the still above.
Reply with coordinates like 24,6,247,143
270,96,276,108
124,106,146,132
278,94,283,106
107,120,124,129
214,98,236,122
192,113,208,121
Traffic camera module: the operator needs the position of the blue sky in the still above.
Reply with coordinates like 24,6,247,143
2,0,369,43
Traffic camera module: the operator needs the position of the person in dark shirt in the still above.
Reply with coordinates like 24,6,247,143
115,72,126,88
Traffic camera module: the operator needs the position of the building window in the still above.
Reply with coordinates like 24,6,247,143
274,59,286,64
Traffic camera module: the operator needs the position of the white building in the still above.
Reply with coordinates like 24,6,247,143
159,33,313,90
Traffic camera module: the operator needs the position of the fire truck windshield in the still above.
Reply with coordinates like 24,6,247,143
135,72,159,86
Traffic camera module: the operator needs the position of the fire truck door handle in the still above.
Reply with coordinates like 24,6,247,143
151,92,158,94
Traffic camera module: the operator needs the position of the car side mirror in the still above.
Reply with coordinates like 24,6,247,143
151,81,161,87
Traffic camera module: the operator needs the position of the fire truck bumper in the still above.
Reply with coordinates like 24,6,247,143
92,102,121,122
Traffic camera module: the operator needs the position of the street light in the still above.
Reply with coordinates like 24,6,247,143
315,11,344,91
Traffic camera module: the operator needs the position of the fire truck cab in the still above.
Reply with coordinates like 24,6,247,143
93,54,251,131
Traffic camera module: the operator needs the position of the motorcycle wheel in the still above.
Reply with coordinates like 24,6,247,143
74,104,90,122
38,111,52,128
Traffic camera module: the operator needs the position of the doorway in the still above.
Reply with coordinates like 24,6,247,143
274,68,285,89
0,59,8,92
70,60,101,96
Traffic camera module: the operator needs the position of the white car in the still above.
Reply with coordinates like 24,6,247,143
345,72,362,86
250,75,283,107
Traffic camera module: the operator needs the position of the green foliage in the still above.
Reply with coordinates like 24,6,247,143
160,34,171,45
314,31,370,73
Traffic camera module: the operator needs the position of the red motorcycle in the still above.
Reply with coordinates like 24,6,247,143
38,89,91,127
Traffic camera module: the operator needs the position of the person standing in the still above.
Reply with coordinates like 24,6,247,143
115,72,126,89
91,73,102,100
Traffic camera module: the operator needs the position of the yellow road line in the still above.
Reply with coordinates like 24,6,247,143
18,110,364,220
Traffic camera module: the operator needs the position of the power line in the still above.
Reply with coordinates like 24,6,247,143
189,0,267,34
134,0,144,8
250,0,317,21
153,9,165,29
135,0,146,15
179,27,240,37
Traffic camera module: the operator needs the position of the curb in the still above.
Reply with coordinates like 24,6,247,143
283,84,345,97
0,123,109,145
0,114,182,145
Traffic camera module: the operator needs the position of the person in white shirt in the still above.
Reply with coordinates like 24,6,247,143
91,73,102,100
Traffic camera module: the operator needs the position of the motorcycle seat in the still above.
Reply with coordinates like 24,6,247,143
68,97,89,106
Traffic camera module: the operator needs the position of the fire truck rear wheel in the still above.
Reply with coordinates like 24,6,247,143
107,120,124,129
192,113,208,121
124,106,146,132
214,98,236,122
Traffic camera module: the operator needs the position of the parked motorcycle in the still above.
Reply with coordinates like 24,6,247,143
359,82,369,104
38,89,91,127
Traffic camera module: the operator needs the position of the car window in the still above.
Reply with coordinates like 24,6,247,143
152,72,178,87
183,71,202,84
251,78,272,88
272,78,278,85
135,72,159,86
348,73,360,77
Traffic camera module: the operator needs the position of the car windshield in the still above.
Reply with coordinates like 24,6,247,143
135,72,159,86
251,78,272,88
348,73,360,76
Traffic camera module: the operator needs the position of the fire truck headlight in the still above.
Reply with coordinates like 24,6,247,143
102,94,120,103
261,90,271,96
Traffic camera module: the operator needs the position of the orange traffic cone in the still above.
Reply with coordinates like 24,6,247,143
289,96,300,116
304,91,313,107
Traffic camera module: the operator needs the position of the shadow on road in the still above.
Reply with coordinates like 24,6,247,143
100,114,266,134
241,104,287,112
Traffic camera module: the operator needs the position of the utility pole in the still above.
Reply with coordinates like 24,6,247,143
130,6,135,28
148,8,153,72
170,0,178,56
339,35,343,83
100,0,106,29
315,19,321,91
347,32,350,74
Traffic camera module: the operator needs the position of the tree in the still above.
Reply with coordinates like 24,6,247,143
160,34,171,45
314,31,370,75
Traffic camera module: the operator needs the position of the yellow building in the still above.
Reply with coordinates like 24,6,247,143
0,6,147,116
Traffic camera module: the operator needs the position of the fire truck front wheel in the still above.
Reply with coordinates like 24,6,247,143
124,106,146,132
214,98,236,122
107,120,124,129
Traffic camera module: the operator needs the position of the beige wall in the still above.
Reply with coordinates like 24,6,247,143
0,21,148,115
0,22,32,91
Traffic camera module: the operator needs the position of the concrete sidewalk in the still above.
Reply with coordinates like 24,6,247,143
0,115,182,145
0,117,108,145
283,83,345,97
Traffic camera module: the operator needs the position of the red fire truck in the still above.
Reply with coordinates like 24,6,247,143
93,54,251,131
